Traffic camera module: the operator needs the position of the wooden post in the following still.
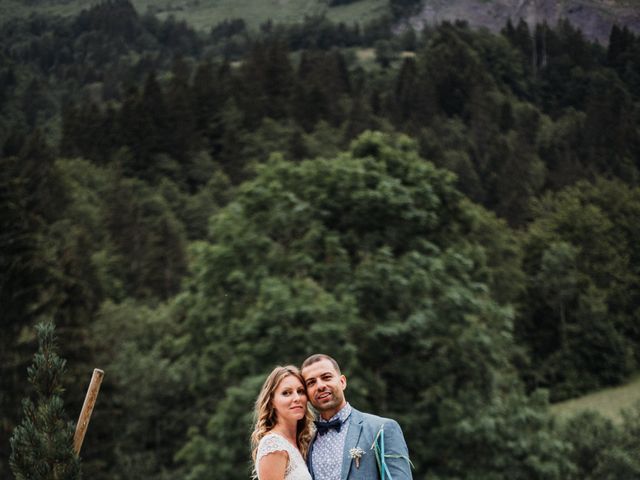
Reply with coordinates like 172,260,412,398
73,368,104,455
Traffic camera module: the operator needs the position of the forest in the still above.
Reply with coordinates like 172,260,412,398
2,0,640,478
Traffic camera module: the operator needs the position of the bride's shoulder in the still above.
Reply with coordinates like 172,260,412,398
257,432,292,457
260,432,287,443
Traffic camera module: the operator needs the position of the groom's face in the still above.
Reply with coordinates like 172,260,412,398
301,358,347,420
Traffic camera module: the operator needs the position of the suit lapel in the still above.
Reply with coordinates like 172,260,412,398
341,409,364,480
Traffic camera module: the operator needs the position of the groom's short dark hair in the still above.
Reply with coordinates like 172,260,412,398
301,353,341,374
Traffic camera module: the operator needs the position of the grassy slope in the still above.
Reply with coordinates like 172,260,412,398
0,0,87,20
550,375,640,423
150,0,389,30
0,0,388,30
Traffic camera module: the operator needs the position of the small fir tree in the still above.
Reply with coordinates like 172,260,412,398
10,321,81,480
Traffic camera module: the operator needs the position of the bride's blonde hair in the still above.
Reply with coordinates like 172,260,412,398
250,365,314,471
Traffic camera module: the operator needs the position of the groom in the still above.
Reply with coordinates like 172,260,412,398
301,354,412,480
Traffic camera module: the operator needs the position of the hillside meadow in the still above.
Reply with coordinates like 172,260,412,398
0,0,389,29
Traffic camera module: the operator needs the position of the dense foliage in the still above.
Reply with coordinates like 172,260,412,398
2,1,640,478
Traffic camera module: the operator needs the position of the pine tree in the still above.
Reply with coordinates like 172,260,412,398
10,321,81,480
165,57,197,163
394,56,419,123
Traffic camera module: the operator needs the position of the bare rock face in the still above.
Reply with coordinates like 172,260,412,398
407,0,640,43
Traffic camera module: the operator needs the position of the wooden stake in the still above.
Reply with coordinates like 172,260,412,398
73,368,104,455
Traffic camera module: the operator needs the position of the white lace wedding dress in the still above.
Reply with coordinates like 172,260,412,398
256,432,312,480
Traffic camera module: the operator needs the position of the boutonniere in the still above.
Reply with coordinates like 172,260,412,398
349,447,365,468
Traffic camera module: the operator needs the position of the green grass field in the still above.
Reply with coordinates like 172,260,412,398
550,375,640,423
0,0,389,30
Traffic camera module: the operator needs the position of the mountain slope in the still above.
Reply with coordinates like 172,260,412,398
406,0,640,43
3,0,638,42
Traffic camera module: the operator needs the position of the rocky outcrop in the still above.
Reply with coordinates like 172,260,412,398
406,0,640,44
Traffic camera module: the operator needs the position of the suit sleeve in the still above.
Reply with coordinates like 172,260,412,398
383,420,413,480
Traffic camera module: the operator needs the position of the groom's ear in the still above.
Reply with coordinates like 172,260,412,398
340,374,347,390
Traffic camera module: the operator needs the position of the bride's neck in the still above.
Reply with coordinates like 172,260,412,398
272,421,298,445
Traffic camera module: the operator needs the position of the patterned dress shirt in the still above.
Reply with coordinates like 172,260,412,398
311,403,353,480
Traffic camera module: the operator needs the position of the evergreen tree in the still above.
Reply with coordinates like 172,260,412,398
342,91,375,143
389,0,423,20
606,26,640,97
102,174,188,300
538,109,587,190
140,71,170,157
583,70,638,180
0,130,72,477
236,38,294,126
0,153,48,478
393,56,420,124
165,57,197,163
419,24,493,119
513,19,534,70
10,321,81,480
192,61,220,140
294,49,349,128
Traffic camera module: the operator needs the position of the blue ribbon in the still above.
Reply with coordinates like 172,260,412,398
371,425,413,480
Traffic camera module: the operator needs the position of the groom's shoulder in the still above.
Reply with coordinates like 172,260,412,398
352,408,402,430
351,408,408,451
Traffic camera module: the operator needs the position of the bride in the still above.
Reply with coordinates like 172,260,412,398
251,365,314,480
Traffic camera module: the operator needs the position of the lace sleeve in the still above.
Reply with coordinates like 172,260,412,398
257,434,291,462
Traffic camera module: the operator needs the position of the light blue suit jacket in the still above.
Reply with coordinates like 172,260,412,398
307,408,412,480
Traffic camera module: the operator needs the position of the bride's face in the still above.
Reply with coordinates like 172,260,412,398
272,375,308,424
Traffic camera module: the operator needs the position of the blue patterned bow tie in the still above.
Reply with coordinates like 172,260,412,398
314,418,342,436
